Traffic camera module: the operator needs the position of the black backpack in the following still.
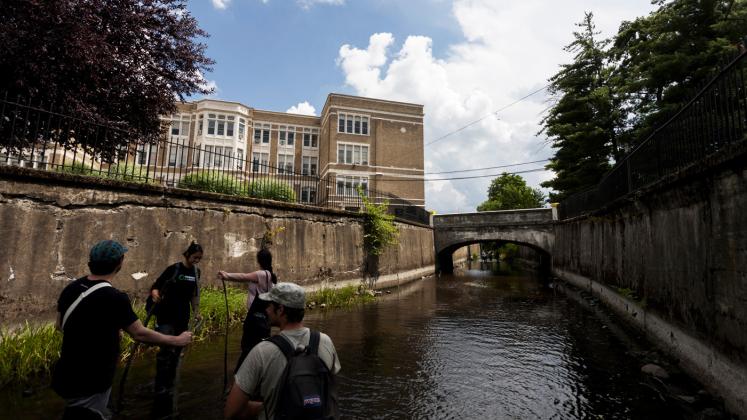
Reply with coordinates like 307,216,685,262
268,330,338,420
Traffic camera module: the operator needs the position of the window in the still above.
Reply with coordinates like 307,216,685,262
252,152,269,173
301,187,317,203
137,144,157,165
337,144,369,165
279,126,295,147
303,128,319,148
237,148,244,170
277,154,294,174
203,145,230,168
227,116,235,137
238,118,246,140
206,113,237,137
338,113,369,135
193,147,201,167
208,114,216,135
168,138,188,167
254,123,271,144
302,156,317,176
198,115,203,135
336,176,368,196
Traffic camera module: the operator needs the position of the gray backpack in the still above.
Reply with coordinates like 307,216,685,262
268,331,338,420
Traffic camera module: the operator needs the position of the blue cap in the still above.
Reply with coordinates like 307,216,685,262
89,240,128,263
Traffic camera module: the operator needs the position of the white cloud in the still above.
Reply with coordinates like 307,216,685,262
211,0,231,10
336,0,655,213
286,101,317,116
297,0,345,9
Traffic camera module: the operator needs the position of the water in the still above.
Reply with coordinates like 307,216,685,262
1,262,726,419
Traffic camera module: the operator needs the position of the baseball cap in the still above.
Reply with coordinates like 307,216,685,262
89,240,128,263
259,282,306,309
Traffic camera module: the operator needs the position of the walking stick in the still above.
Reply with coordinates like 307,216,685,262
171,315,204,415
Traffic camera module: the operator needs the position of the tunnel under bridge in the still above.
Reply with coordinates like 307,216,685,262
432,208,555,274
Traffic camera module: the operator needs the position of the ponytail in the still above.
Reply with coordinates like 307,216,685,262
183,241,203,258
257,249,277,284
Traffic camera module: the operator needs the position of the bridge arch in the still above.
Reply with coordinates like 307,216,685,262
433,209,555,274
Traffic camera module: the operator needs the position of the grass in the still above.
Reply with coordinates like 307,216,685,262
0,284,381,387
0,286,246,389
307,285,377,309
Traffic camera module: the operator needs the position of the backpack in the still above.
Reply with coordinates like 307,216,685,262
268,330,338,420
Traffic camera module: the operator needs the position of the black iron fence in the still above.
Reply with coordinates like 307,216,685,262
0,94,431,225
560,48,747,219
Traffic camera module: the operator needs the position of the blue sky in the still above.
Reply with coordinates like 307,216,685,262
186,0,656,213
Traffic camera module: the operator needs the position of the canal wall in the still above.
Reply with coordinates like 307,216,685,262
0,166,435,324
552,155,747,417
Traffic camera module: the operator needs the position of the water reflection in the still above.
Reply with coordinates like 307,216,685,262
1,263,704,419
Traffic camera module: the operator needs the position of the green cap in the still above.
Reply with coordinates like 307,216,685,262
89,240,128,264
259,282,306,309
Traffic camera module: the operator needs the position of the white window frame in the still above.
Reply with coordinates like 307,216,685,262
301,186,317,203
254,123,271,145
252,152,270,173
336,175,368,197
336,143,369,165
301,156,318,176
205,113,237,139
303,128,319,148
277,153,294,174
337,112,369,135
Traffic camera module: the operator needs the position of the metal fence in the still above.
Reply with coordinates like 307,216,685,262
0,94,431,225
559,47,747,219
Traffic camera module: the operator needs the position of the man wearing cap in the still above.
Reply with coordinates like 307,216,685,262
52,240,193,420
225,282,341,420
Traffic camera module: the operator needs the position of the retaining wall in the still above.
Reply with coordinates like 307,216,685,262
0,167,434,324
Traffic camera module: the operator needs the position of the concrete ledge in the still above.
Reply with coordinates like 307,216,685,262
554,268,747,419
305,264,435,293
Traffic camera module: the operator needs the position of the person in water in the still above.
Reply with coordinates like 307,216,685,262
53,240,192,420
218,248,277,372
149,241,203,411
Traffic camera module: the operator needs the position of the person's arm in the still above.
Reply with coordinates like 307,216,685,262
224,382,262,419
151,265,176,303
124,319,192,346
217,271,259,283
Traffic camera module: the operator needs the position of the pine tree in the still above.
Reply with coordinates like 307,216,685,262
610,0,747,145
540,12,618,201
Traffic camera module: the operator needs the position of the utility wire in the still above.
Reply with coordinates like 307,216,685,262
425,159,549,175
378,167,547,182
425,83,551,147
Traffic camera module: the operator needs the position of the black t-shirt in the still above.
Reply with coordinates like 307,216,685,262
52,277,139,398
151,263,200,330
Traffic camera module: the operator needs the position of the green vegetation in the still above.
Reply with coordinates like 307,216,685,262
0,286,246,388
542,2,747,200
105,163,158,184
358,187,399,256
55,162,95,176
247,179,296,202
177,170,246,196
477,173,545,211
307,285,376,309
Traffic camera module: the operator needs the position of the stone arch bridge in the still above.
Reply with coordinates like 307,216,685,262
432,208,555,274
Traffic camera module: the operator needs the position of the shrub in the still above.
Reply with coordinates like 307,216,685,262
247,179,296,202
177,170,246,196
55,162,94,175
104,164,158,184
358,187,399,256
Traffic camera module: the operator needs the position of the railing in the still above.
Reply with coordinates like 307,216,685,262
560,47,747,219
0,94,431,225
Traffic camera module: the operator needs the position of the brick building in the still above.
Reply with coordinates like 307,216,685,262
155,93,425,208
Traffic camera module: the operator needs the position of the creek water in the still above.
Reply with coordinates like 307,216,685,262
1,262,728,419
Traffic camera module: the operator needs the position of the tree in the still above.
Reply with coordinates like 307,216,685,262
610,0,747,144
477,173,545,211
0,0,214,157
540,12,619,201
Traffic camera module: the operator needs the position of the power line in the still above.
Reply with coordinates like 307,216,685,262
425,83,551,147
425,159,549,175
378,167,548,182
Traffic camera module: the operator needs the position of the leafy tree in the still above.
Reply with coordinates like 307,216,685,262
540,12,619,201
610,0,747,144
477,173,545,211
358,187,399,256
0,0,214,158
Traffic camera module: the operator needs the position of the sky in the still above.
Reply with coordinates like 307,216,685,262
187,0,657,214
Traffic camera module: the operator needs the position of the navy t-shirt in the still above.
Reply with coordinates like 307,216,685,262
52,277,138,398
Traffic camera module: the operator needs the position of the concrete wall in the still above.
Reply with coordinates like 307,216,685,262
552,157,747,416
0,167,434,324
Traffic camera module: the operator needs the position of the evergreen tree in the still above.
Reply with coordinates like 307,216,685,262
477,173,545,211
540,12,618,201
610,0,747,145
